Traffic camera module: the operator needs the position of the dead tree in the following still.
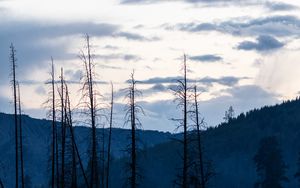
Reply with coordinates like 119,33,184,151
50,58,57,188
65,83,89,187
44,59,59,188
192,86,205,188
17,83,25,188
106,83,114,188
10,43,19,188
79,34,99,188
172,54,189,188
124,71,144,188
59,67,66,188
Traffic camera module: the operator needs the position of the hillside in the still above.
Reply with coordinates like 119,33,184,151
110,98,300,188
0,113,174,187
2,98,300,187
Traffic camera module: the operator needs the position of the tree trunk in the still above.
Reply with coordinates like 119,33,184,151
106,84,114,188
17,83,25,188
10,44,19,188
194,86,205,188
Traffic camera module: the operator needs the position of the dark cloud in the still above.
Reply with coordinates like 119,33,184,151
0,21,119,85
189,54,222,62
135,76,248,87
143,83,207,96
265,2,297,11
237,35,284,52
0,20,155,87
199,76,244,87
167,15,300,37
95,53,141,61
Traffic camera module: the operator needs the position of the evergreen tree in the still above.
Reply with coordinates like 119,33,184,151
223,106,234,123
294,151,300,186
254,136,288,188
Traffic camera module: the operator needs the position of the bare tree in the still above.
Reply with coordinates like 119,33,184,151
44,58,60,187
58,68,66,188
191,86,205,188
17,83,25,188
172,54,189,188
10,43,19,188
64,83,89,187
106,83,114,188
79,34,99,188
124,71,144,188
50,58,57,188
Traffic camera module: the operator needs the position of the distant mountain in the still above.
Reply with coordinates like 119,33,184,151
2,98,300,187
109,98,300,188
0,113,175,187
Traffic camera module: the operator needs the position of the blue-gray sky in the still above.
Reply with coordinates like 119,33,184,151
1,0,299,131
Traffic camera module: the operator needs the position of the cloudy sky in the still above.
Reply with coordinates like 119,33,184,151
1,0,300,132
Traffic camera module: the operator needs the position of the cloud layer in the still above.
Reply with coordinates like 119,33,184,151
166,15,300,37
237,35,284,52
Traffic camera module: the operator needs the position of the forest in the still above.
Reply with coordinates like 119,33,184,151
1,34,300,188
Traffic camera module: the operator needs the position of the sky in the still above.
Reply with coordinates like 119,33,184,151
0,0,300,132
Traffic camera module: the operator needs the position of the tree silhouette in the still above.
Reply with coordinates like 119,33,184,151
79,34,100,188
50,58,57,188
254,136,288,188
190,86,215,188
44,58,60,188
106,83,114,188
17,83,25,188
223,106,234,123
124,71,144,188
191,85,205,188
172,54,190,188
65,83,89,187
10,43,19,188
58,67,66,188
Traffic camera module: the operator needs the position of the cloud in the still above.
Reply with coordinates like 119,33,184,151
0,19,157,87
135,76,248,87
95,53,142,61
34,86,47,96
189,54,222,62
264,1,298,11
237,35,284,52
121,0,263,5
114,32,160,41
117,85,279,131
65,69,83,81
103,45,119,50
196,85,279,127
168,15,300,37
200,76,245,87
